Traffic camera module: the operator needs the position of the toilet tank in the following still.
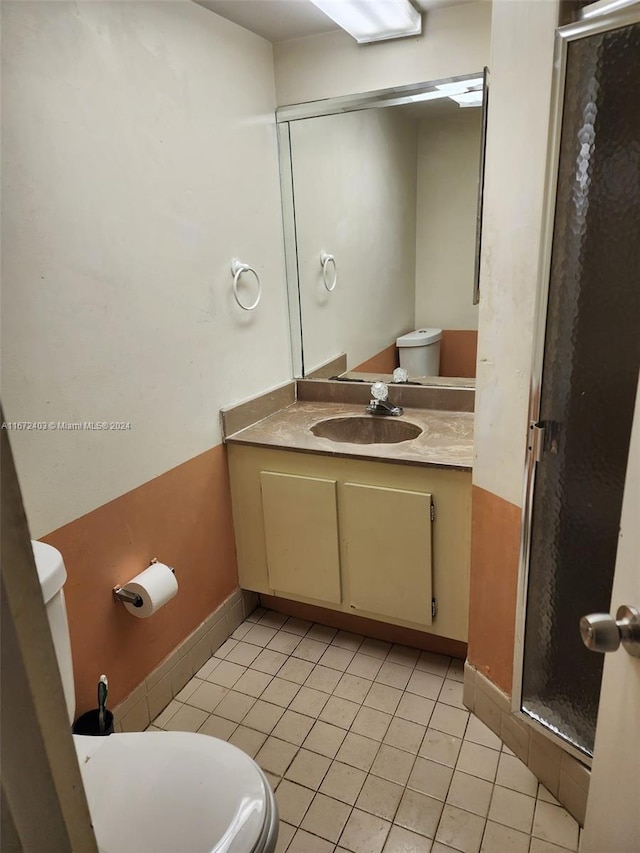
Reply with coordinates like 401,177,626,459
396,328,442,377
32,541,76,723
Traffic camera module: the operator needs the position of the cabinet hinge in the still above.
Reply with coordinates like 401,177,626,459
529,421,546,463
432,598,437,618
430,502,435,522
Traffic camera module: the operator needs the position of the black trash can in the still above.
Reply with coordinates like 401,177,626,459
72,708,114,736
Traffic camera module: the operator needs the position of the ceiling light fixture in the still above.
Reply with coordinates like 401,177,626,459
309,0,422,44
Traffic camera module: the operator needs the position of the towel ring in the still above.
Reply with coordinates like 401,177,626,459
231,259,261,311
320,252,337,292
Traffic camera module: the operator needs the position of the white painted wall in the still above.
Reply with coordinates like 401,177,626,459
290,108,417,373
415,109,482,331
1,1,291,537
273,1,491,106
473,0,559,506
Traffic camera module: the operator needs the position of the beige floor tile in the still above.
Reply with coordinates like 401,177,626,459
387,644,421,668
285,748,332,789
233,668,273,698
407,670,445,701
352,706,392,741
447,660,465,682
287,829,334,853
246,606,267,622
256,736,298,776
225,641,261,667
435,804,485,853
529,838,577,853
289,685,330,717
360,638,392,659
383,717,426,754
356,773,403,821
376,661,413,690
495,753,538,797
275,779,314,825
488,786,535,834
185,680,227,713
383,824,434,852
292,637,329,663
252,649,288,675
339,808,391,853
334,672,372,704
332,630,364,651
305,663,343,693
279,656,315,685
336,732,381,772
306,623,338,644
396,693,435,727
214,638,238,659
282,617,312,636
163,704,208,733
532,801,579,851
242,699,285,734
416,651,450,677
395,789,443,839
480,820,530,853
260,676,301,708
408,757,453,801
420,729,463,767
213,690,255,723
275,821,296,853
258,610,289,630
438,679,465,710
371,744,415,785
272,709,316,746
446,771,493,818
198,714,237,740
175,677,204,703
303,720,347,758
464,715,502,751
432,842,464,853
319,645,355,672
537,786,561,806
364,682,403,714
153,699,181,728
429,703,469,738
267,630,302,656
301,792,351,842
347,652,384,680
456,741,499,782
320,695,360,729
195,657,220,680
207,660,246,688
243,624,278,648
228,725,267,758
231,622,253,641
320,760,367,805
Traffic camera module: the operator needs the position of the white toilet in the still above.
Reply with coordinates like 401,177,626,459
32,540,279,853
396,327,442,377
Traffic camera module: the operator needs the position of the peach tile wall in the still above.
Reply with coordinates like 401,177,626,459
467,485,521,695
42,444,240,714
440,330,478,378
354,345,399,375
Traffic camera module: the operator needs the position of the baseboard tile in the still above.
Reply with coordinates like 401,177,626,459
464,663,590,825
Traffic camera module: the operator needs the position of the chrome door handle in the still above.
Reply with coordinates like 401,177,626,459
580,605,640,658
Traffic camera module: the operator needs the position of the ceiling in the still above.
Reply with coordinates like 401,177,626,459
194,0,478,44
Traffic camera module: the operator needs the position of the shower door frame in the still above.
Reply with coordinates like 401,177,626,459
512,3,640,766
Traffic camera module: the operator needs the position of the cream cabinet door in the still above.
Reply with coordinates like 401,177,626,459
340,482,433,626
260,471,342,603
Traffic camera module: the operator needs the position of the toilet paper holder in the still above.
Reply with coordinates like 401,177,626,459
113,558,176,609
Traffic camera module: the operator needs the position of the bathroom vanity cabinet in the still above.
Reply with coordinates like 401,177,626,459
227,445,472,642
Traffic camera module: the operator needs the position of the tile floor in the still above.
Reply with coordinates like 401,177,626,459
150,608,582,853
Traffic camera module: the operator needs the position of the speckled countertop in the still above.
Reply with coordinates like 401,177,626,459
225,401,474,471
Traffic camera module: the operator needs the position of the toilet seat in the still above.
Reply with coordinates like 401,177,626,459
74,731,277,853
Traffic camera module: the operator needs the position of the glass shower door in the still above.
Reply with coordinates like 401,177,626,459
521,13,640,757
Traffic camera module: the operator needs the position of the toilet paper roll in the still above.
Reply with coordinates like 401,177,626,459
121,562,178,618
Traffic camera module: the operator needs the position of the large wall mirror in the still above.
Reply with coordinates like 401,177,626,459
277,73,487,386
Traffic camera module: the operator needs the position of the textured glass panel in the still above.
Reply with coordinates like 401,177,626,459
522,23,640,756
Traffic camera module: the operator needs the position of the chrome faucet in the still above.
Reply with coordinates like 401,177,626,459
366,382,403,417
